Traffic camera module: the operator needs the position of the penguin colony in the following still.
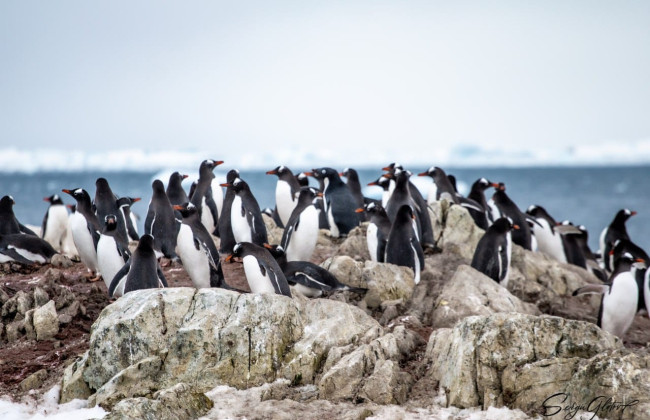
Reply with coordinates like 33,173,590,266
2,160,649,340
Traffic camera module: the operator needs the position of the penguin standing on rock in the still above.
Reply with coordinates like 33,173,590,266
491,183,534,251
63,188,102,279
267,166,302,228
306,167,359,238
356,202,391,263
174,202,230,289
281,187,321,262
226,242,291,297
385,205,424,284
108,234,168,297
340,168,365,215
0,196,37,236
221,178,268,246
367,176,392,208
97,214,131,295
600,209,636,272
526,205,566,263
144,180,179,260
471,217,519,287
218,169,241,254
190,159,223,235
41,194,69,252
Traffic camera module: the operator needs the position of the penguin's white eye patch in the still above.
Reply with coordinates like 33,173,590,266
279,165,285,172
367,202,376,210
74,189,83,195
321,169,326,175
233,243,242,252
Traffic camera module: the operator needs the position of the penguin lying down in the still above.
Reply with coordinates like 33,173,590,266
0,233,58,265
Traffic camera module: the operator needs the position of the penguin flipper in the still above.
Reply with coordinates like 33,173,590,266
41,210,49,239
19,223,38,236
280,222,294,249
109,261,131,297
412,237,425,270
290,272,334,291
572,284,610,296
0,247,35,265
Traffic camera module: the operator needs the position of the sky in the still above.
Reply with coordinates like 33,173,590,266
1,1,650,166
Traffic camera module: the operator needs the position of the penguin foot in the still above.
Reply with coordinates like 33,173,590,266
88,275,102,282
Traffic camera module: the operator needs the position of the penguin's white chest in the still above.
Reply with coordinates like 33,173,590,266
211,179,224,218
10,245,47,264
242,255,276,294
533,219,566,263
200,197,215,235
500,232,513,288
275,180,295,227
70,212,99,272
231,196,252,243
326,204,340,238
366,223,379,262
97,235,126,290
286,206,319,262
43,205,69,251
175,224,210,288
601,271,638,338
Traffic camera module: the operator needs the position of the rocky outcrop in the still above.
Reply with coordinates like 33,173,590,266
431,265,540,328
337,225,371,261
431,200,484,261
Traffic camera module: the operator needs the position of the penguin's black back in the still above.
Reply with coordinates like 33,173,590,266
471,218,511,283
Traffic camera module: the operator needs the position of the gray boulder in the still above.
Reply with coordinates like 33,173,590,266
33,300,59,340
337,225,370,261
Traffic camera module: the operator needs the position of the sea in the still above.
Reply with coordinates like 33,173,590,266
1,163,649,254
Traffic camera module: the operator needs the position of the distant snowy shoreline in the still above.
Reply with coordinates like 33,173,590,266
2,140,650,173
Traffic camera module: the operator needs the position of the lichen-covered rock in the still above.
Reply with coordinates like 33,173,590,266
321,256,363,287
262,213,284,245
33,287,50,308
33,300,59,340
337,225,370,261
431,265,540,328
51,253,73,268
60,353,92,403
64,288,380,405
425,313,622,411
102,383,213,420
436,201,484,261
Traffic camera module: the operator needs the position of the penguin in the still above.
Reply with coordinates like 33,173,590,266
574,224,608,281
303,169,330,230
491,183,534,251
94,178,129,245
218,169,241,254
468,178,499,226
385,205,425,284
62,188,102,278
108,234,168,297
266,165,302,228
280,187,321,262
417,166,458,204
609,239,650,272
41,194,69,252
220,178,268,246
97,214,131,295
356,201,391,263
340,168,365,217
295,172,310,187
144,179,179,260
471,217,519,287
599,209,636,272
116,196,141,242
62,204,79,259
166,172,189,206
0,196,37,236
573,252,643,338
0,233,57,265
225,242,291,297
367,175,392,208
190,159,223,236
173,202,230,289
384,169,422,242
305,167,359,238
526,205,567,263
265,244,366,297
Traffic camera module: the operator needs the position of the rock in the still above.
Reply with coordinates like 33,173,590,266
431,265,540,328
1,292,18,317
261,380,319,403
33,300,59,340
54,287,76,311
42,268,63,284
436,200,484,261
16,290,34,317
60,353,92,403
65,288,380,404
51,253,73,268
321,256,363,288
24,309,36,340
20,369,48,391
424,313,621,410
58,314,73,324
62,300,81,318
102,383,213,420
33,287,49,307
262,213,284,246
5,320,24,342
0,286,9,305
337,225,370,261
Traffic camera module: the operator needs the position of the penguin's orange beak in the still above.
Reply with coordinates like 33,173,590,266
303,172,314,177
382,173,391,178
225,254,234,262
491,183,500,188
266,170,277,175
62,189,71,194
417,172,428,177
513,224,520,230
631,211,638,216
66,204,74,210
355,208,364,213
635,258,645,263
367,181,378,186
220,183,231,187
316,192,323,198
132,197,141,202
43,197,50,202
263,243,273,250
182,174,188,180
381,166,391,171
609,249,615,256
215,160,224,166
172,205,183,211
339,172,345,177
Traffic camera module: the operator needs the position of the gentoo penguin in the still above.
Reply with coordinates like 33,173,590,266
41,194,69,252
384,169,422,241
417,166,458,204
471,217,518,287
280,187,321,262
491,183,534,251
226,242,291,297
266,165,302,228
526,205,566,263
62,204,79,259
108,234,168,297
295,172,309,187
468,178,499,227
265,244,366,297
340,168,365,218
190,159,223,235
356,202,391,262
116,196,141,242
385,205,425,284
97,214,131,295
367,176,392,208
166,172,190,206
173,202,230,289
220,178,268,246
218,169,240,254
144,180,179,260
306,167,359,238
574,224,608,281
0,196,37,236
573,252,644,338
0,233,57,264
62,188,102,278
94,178,129,245
599,209,636,272
609,239,650,272
303,169,330,229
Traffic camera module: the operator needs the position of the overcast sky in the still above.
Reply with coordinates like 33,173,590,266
1,1,649,161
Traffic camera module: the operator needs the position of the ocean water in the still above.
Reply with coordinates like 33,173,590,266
1,165,649,254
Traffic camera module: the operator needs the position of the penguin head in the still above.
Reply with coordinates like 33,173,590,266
368,176,390,190
266,165,291,177
117,196,141,209
494,182,506,192
95,177,110,190
104,214,118,231
417,166,435,178
152,179,166,194
227,242,248,262
492,217,519,233
44,194,63,205
137,234,155,252
62,188,90,203
295,172,309,187
0,195,15,208
226,169,241,183
169,172,189,185
310,167,339,180
263,243,285,259
199,159,223,179
382,162,402,174
173,202,198,218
